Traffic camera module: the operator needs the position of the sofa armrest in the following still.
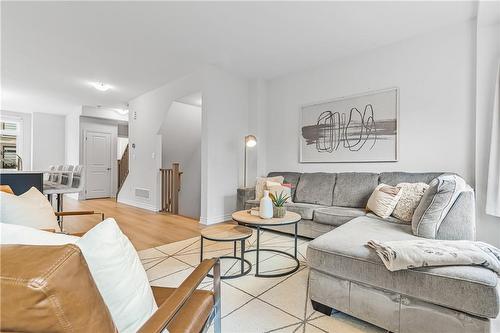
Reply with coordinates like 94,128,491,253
237,187,255,211
138,258,220,333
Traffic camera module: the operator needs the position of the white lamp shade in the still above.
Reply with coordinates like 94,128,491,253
245,135,257,147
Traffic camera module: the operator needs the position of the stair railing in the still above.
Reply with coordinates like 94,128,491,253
117,144,129,196
160,163,182,214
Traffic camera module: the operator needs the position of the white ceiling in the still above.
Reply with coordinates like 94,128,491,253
1,1,477,115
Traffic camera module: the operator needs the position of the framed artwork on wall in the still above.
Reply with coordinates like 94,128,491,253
299,87,399,163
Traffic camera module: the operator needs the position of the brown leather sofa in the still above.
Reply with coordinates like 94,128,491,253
0,244,221,333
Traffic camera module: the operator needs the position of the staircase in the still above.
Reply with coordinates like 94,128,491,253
160,163,182,214
117,144,129,197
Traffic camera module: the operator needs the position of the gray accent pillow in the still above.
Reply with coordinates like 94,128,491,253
412,174,467,238
294,173,336,206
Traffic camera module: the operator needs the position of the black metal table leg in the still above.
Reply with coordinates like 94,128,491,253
200,236,204,263
244,222,301,278
241,239,245,274
256,226,260,276
203,234,251,280
294,223,298,258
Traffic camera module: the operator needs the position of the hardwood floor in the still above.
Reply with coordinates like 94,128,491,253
62,197,205,250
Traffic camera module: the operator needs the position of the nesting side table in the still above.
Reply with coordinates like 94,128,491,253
200,224,253,279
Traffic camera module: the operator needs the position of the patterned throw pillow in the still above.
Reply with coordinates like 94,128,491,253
366,184,402,218
255,176,284,200
392,183,430,223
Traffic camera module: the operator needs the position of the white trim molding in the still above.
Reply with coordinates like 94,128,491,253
199,214,233,225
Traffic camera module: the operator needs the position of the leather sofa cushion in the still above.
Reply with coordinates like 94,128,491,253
267,172,302,199
0,244,117,332
313,206,366,227
151,286,214,333
332,173,379,208
295,173,336,206
307,216,499,319
379,172,443,186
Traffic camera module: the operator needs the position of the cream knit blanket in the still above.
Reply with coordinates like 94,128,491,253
367,239,500,274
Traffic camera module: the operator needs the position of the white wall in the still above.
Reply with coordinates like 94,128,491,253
200,66,249,224
117,137,129,159
247,79,268,187
475,4,500,247
65,110,80,167
32,112,65,170
159,101,201,218
82,105,128,122
119,72,203,211
121,66,249,224
265,21,476,184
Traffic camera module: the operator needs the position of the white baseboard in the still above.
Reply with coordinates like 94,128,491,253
199,213,233,225
117,198,159,212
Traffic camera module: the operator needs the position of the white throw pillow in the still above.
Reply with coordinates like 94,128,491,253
366,184,403,219
391,182,430,222
0,187,60,231
0,219,157,333
0,223,78,245
255,176,284,200
76,218,157,333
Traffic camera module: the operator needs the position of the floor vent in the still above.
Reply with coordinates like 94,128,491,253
135,188,150,199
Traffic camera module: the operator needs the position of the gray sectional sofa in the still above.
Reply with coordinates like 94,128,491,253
237,171,499,333
237,171,446,238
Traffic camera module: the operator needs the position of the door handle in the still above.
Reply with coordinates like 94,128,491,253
107,168,111,170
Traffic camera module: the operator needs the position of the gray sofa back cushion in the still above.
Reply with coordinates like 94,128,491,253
332,173,379,208
412,174,468,238
267,172,302,199
294,173,336,206
379,172,443,186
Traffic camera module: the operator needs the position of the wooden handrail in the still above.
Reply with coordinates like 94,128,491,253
117,144,129,197
160,163,182,214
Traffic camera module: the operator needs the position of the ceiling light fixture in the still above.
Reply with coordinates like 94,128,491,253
91,82,111,92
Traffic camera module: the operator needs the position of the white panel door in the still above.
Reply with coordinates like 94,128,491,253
85,130,112,199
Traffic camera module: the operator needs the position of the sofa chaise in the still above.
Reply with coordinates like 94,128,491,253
237,171,499,333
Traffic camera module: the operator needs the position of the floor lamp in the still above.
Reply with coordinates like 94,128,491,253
244,135,257,188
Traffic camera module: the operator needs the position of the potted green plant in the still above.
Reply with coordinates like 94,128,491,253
269,191,290,218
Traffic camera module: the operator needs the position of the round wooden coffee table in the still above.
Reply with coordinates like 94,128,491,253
231,210,301,278
200,224,253,279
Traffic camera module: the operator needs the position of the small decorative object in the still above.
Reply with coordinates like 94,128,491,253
300,88,398,162
249,207,260,216
269,191,290,218
259,190,273,219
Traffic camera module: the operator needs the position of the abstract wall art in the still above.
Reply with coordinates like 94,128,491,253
299,88,398,163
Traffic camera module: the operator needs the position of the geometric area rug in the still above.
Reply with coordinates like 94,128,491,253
138,229,386,333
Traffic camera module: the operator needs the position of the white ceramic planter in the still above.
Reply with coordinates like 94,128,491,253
259,190,273,219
